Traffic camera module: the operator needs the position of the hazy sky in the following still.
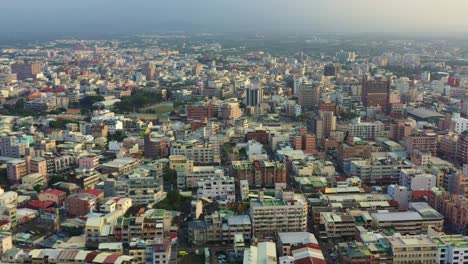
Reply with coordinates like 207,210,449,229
2,0,468,38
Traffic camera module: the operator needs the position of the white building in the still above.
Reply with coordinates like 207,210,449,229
450,112,468,134
240,180,249,201
348,118,385,139
400,169,436,190
196,176,235,202
387,185,412,210
243,241,277,264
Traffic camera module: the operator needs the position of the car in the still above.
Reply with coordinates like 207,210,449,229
178,251,188,256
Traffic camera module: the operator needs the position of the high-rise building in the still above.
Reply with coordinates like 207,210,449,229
456,130,468,165
143,62,156,81
298,81,320,110
311,110,336,140
11,62,42,80
389,118,415,141
246,78,263,107
361,76,391,113
293,128,317,154
324,64,340,77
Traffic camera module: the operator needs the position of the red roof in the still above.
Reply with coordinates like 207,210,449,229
84,251,99,262
40,87,53,92
54,87,65,93
28,200,55,209
80,189,103,197
104,254,120,264
42,189,66,197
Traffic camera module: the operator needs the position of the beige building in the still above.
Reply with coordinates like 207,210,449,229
21,173,47,187
389,235,437,264
0,232,12,254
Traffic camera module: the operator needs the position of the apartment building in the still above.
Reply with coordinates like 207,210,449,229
104,168,164,205
196,176,235,202
6,159,28,184
178,165,224,189
404,131,437,156
171,140,220,165
250,190,307,239
348,118,385,139
349,156,412,184
399,169,437,190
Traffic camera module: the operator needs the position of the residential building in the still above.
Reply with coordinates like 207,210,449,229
250,189,307,239
171,140,220,165
348,118,385,139
64,193,97,216
196,176,235,202
404,131,437,156
400,169,437,190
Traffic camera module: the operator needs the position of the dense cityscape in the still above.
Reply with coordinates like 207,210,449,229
0,31,466,264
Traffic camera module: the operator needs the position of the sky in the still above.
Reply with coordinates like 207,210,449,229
2,0,468,38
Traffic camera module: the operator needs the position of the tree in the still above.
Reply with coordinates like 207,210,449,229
163,168,177,187
33,184,43,193
153,190,191,211
107,131,126,142
79,95,105,109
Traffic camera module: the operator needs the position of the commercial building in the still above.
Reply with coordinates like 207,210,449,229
11,62,42,80
246,78,263,107
298,81,320,110
388,235,437,263
361,76,390,112
371,202,444,235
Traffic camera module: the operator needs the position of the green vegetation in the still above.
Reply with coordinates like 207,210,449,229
163,168,177,187
0,169,7,185
48,119,76,129
339,111,359,121
153,190,191,211
48,176,64,187
3,99,42,117
107,131,126,142
114,90,164,113
144,105,173,114
79,95,105,109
